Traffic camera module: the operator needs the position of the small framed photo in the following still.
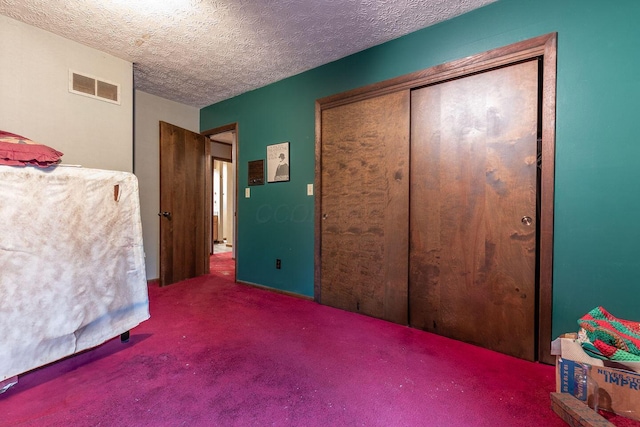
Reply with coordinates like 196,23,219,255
248,160,264,186
267,142,289,183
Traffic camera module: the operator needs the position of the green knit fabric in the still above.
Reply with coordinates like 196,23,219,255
579,340,606,360
577,306,640,362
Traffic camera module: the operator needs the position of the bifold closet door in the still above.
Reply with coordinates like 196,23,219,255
320,90,410,325
409,60,539,360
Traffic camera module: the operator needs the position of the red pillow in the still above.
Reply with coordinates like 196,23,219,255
0,130,63,167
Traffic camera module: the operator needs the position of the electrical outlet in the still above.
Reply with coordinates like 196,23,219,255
276,259,281,269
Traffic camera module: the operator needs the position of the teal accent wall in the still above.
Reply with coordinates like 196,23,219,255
201,0,640,339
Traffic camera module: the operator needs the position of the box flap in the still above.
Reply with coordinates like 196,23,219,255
552,335,640,373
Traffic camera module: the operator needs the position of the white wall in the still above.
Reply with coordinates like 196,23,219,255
134,90,199,280
211,140,236,257
222,161,234,245
0,15,133,172
212,159,234,246
0,16,200,282
211,141,232,159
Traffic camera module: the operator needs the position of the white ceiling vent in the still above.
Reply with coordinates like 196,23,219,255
69,70,120,105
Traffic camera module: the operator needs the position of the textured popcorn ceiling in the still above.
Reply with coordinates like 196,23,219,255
0,0,496,108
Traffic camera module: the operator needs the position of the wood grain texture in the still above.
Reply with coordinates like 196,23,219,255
538,34,557,365
159,121,175,287
159,121,209,286
314,101,323,302
318,33,555,111
315,34,557,362
550,393,615,427
410,60,539,360
320,90,410,325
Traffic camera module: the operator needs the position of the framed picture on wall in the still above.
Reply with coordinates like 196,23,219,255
248,159,264,186
267,142,289,183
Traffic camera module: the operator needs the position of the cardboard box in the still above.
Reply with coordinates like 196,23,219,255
551,333,640,373
553,334,640,422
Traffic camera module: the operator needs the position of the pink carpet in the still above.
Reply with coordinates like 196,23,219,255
209,251,235,278
0,254,608,426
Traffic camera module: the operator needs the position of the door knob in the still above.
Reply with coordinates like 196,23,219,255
158,211,172,220
521,216,533,226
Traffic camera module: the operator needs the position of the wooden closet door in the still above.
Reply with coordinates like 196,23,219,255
320,90,410,325
409,60,539,360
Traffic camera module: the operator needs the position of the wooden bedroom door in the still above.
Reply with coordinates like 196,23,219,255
319,90,410,325
159,121,211,286
409,60,539,360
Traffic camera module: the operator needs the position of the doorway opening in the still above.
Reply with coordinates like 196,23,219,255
212,158,233,255
203,123,238,277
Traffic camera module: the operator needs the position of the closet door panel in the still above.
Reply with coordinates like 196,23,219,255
410,60,539,360
320,90,410,324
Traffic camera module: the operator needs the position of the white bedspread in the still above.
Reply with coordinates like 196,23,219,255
0,165,150,380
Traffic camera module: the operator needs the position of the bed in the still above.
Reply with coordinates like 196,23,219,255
0,165,150,382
